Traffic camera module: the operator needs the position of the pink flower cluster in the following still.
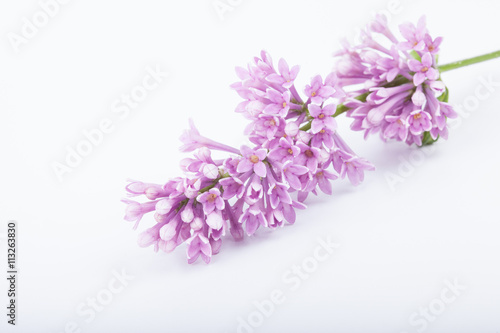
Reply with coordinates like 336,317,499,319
122,51,374,264
334,15,457,146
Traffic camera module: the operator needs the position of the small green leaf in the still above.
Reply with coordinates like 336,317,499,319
437,86,449,103
410,50,421,62
420,131,439,146
355,92,370,102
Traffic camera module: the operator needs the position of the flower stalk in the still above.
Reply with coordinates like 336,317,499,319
438,50,500,72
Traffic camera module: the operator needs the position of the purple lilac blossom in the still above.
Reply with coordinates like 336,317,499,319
333,15,457,146
123,50,373,264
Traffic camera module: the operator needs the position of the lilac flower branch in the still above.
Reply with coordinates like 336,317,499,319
121,15,499,264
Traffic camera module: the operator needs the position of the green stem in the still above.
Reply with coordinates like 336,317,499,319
198,173,229,194
438,50,500,72
332,104,350,118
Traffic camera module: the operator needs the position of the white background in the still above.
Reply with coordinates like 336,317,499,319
1,0,500,332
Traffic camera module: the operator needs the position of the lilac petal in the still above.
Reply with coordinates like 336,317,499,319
156,199,173,215
384,123,399,139
435,114,446,130
414,40,426,52
278,187,292,204
278,58,289,75
180,158,199,173
288,164,309,175
203,164,219,179
367,106,387,126
254,162,267,177
230,224,245,241
187,252,200,264
398,127,408,141
199,236,212,256
160,220,178,241
317,175,332,195
200,253,211,264
210,238,222,255
311,119,324,134
268,148,286,161
413,72,426,86
434,36,443,47
179,224,191,242
190,217,204,231
412,89,426,106
417,16,427,32
322,104,336,116
263,104,281,115
159,240,177,253
283,204,296,224
290,65,300,79
257,212,268,228
429,80,445,93
187,237,201,258
279,137,292,148
440,126,449,139
311,96,324,105
206,211,223,230
306,158,318,174
197,192,208,204
269,192,279,209
211,225,225,240
421,52,433,67
347,166,361,186
387,68,399,82
235,66,249,80
282,91,291,103
126,181,147,194
426,67,439,81
422,118,433,131
319,85,335,97
123,202,141,221
297,130,312,143
291,146,301,157
440,102,457,118
267,73,284,84
237,159,253,173
285,122,299,136
246,216,259,235
323,117,337,131
286,173,302,190
408,59,422,72
398,22,414,40
398,41,414,51
266,89,283,103
297,191,308,202
240,145,252,157
196,147,212,162
325,132,334,149
137,229,157,248
308,104,322,117
255,148,268,160
181,204,194,223
215,197,225,211
292,200,307,210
